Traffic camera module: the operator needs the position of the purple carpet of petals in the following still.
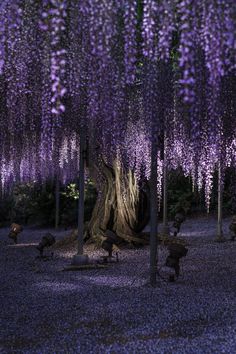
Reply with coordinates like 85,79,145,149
0,217,236,353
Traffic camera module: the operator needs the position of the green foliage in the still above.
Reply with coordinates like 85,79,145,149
0,194,13,226
61,183,79,200
60,180,97,227
0,179,97,227
11,183,39,224
166,167,236,219
8,182,55,225
222,168,236,215
1,168,235,228
31,183,56,225
166,169,201,218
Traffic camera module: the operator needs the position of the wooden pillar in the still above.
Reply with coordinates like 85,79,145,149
71,130,89,265
55,175,60,229
216,161,224,242
77,132,86,255
150,137,158,286
162,135,169,236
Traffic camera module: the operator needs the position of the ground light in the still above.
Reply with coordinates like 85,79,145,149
165,243,188,282
172,212,185,237
36,233,55,257
8,223,23,244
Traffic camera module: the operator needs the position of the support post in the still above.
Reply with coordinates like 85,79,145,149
77,133,85,255
72,130,89,265
216,161,224,242
150,137,158,287
55,175,60,229
162,135,169,236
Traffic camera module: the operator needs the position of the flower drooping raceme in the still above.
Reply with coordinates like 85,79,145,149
5,19,27,184
205,146,218,212
157,0,175,61
69,132,78,161
87,0,117,66
194,133,219,212
23,145,38,183
20,156,30,183
157,152,163,210
227,139,236,168
0,158,8,193
188,48,207,155
142,59,174,147
5,1,24,133
142,0,158,60
59,136,69,169
41,0,67,120
67,2,85,98
0,1,7,75
166,99,195,178
0,0,235,205
142,61,160,140
84,0,125,163
177,0,196,104
50,0,67,120
205,81,222,150
201,0,229,85
199,0,236,152
217,74,236,174
142,0,175,61
124,119,151,181
124,0,137,84
58,132,80,184
40,45,54,164
197,163,204,192
220,75,236,143
220,0,236,73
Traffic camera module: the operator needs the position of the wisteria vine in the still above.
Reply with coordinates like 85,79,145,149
0,0,235,210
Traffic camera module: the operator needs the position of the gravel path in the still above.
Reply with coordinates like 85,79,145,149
0,217,236,354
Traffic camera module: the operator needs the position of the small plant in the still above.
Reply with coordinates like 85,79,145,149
61,183,79,200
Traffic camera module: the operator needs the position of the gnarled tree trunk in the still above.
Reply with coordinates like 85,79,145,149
86,159,150,246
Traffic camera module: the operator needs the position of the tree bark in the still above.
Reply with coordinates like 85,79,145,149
86,159,150,246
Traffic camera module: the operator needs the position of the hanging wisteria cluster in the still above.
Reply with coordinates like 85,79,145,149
0,0,235,209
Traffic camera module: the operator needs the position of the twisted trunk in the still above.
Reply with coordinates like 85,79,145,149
86,160,150,245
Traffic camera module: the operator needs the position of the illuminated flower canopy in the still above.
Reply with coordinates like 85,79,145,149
0,0,235,208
